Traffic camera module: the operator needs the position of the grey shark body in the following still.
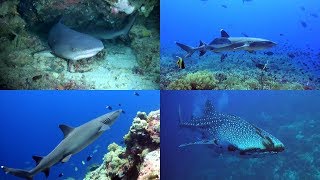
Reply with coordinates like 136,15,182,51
179,100,284,157
176,29,276,58
48,20,104,61
1,109,122,179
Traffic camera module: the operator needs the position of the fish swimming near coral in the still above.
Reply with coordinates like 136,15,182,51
1,110,122,179
48,19,104,61
176,56,185,69
178,100,284,157
176,29,276,58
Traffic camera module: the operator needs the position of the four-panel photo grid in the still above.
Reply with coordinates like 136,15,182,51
1,0,319,179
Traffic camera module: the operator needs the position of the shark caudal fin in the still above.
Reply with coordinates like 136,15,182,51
1,166,33,180
175,42,196,58
120,11,138,37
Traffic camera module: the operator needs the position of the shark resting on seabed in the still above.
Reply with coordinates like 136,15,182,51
178,100,285,157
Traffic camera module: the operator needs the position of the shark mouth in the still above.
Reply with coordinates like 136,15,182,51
71,47,104,61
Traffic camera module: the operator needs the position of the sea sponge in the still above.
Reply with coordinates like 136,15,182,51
168,71,218,90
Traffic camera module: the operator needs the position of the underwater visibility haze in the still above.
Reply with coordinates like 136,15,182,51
160,0,320,90
161,90,320,179
0,90,160,180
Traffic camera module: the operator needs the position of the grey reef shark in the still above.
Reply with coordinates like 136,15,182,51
35,12,138,71
1,109,122,179
178,100,284,157
176,29,277,58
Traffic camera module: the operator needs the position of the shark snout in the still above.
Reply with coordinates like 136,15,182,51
107,109,123,124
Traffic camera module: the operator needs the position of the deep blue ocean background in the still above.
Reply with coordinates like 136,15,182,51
0,90,159,180
161,0,320,50
160,0,320,89
161,90,320,179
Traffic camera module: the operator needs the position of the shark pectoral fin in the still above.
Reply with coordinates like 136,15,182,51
32,155,43,165
59,124,75,138
234,44,249,50
61,154,72,163
99,125,110,132
179,140,215,148
42,168,50,178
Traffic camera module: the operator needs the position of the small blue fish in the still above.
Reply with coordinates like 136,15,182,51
179,100,285,157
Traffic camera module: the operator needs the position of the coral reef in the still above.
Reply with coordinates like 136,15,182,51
161,54,306,90
0,0,159,89
160,44,318,90
168,71,218,90
85,110,160,180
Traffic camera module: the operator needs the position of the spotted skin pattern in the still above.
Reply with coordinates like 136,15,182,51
179,100,285,156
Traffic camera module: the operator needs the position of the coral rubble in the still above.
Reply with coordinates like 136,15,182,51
85,110,160,180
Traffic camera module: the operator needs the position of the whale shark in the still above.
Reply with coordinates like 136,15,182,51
178,100,284,157
176,29,277,58
1,109,122,179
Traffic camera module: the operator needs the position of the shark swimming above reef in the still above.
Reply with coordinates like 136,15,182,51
48,19,104,61
178,100,284,157
1,110,122,180
176,29,277,58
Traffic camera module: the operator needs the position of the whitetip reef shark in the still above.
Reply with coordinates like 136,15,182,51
1,109,122,179
48,19,104,61
179,100,284,157
176,29,277,58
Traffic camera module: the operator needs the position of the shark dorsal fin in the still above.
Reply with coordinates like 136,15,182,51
203,100,215,116
59,124,74,138
199,40,204,46
32,155,43,165
220,29,230,38
42,168,50,178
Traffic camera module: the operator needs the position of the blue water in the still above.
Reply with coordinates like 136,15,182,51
0,90,159,180
161,0,320,49
161,90,320,179
160,0,320,89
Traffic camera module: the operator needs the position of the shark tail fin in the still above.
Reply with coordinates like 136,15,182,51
121,11,138,37
175,42,196,58
1,166,33,180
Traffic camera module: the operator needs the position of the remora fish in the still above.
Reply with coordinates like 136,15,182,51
1,110,122,180
48,19,104,61
178,100,284,157
176,29,276,58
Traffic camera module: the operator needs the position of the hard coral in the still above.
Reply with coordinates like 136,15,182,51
168,71,218,90
85,110,160,180
138,149,160,180
107,0,135,15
